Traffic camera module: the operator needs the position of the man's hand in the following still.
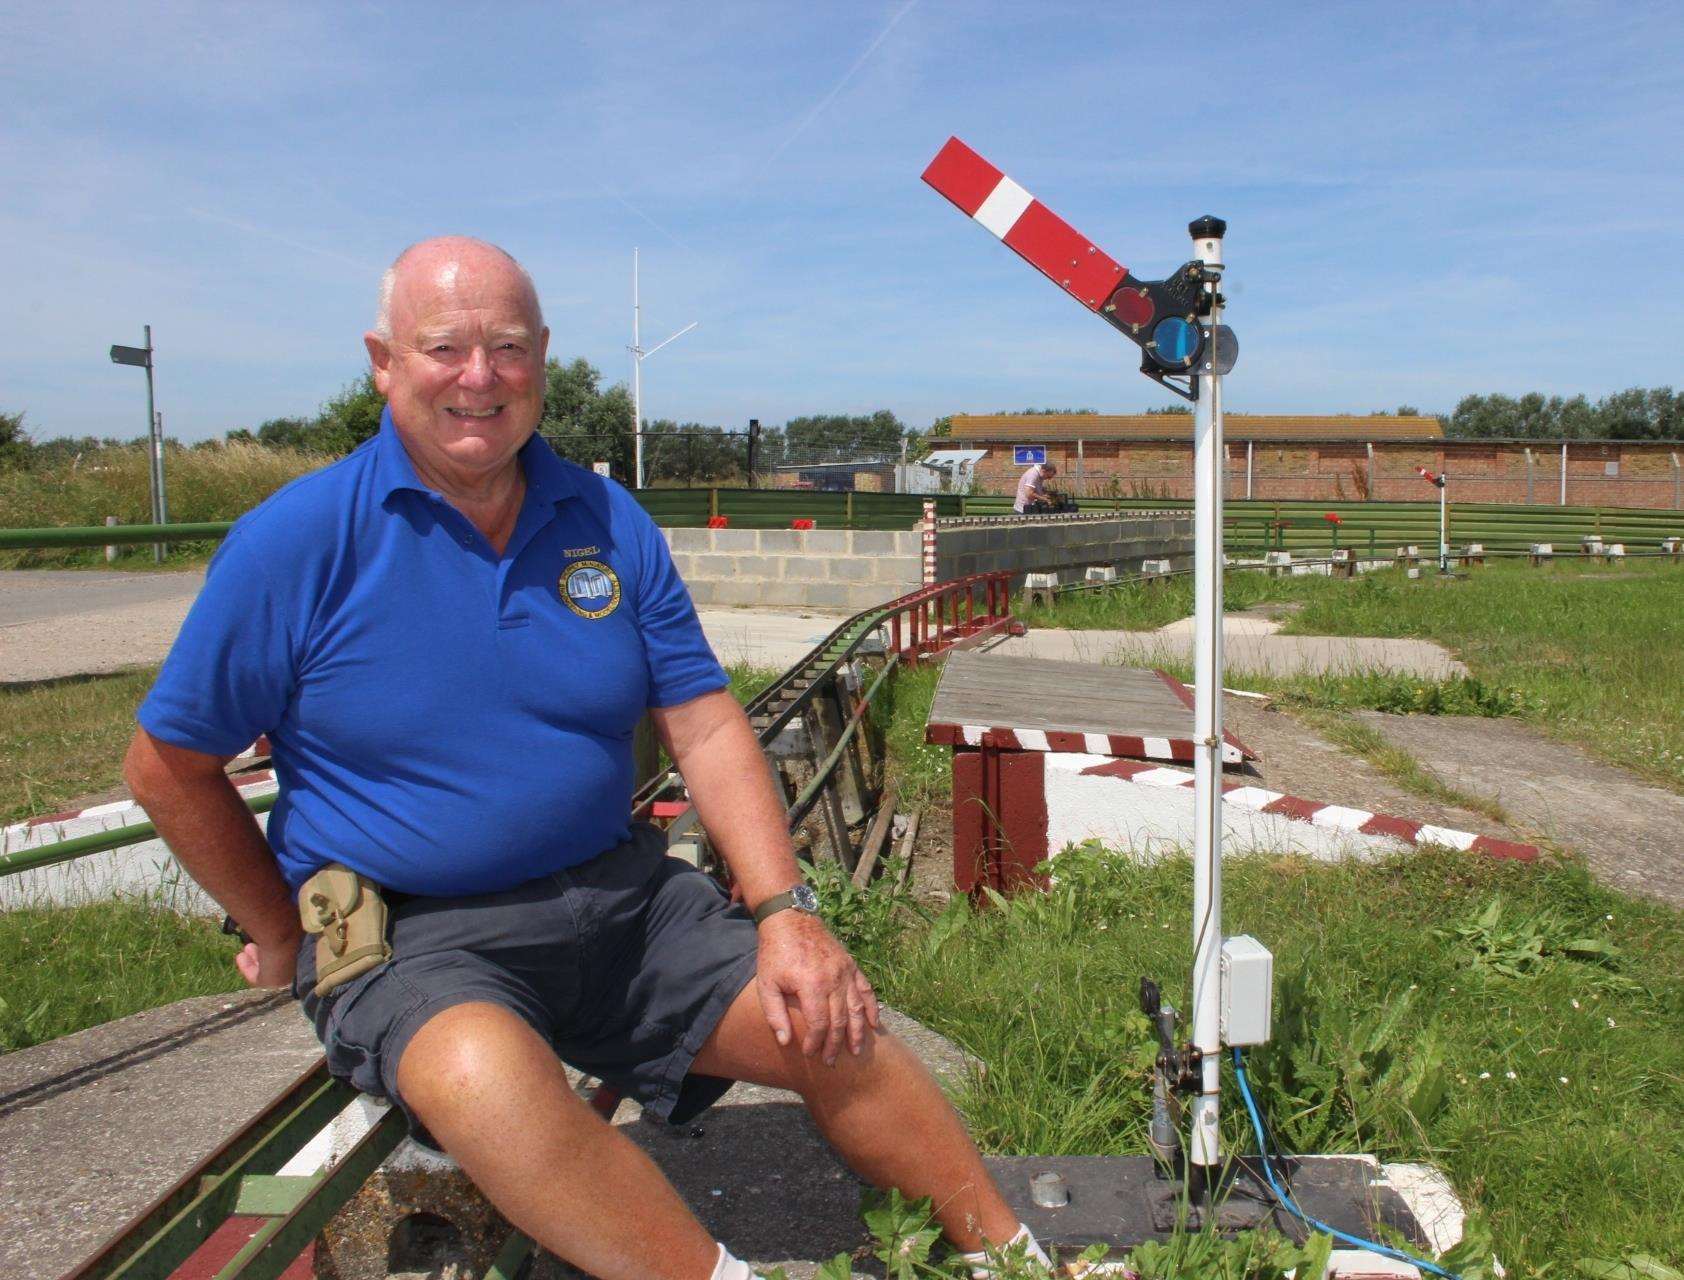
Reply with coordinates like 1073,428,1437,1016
754,912,881,1066
234,929,302,990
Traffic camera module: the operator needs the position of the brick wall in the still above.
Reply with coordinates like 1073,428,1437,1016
968,439,1684,509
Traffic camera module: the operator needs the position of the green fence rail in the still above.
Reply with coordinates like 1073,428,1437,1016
4,492,1680,554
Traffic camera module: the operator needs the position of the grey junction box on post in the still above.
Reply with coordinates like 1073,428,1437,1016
1219,935,1273,1047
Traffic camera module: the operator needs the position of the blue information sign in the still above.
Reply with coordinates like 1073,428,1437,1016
1014,446,1046,465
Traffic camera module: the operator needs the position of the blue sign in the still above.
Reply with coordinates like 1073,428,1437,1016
1014,446,1047,465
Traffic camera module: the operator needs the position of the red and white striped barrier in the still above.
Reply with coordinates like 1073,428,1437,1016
2,742,276,913
921,500,938,585
955,750,1536,892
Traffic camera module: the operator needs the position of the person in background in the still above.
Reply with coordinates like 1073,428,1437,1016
1013,460,1058,513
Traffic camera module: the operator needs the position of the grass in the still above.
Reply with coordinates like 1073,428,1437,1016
1,666,159,823
0,441,326,568
816,842,1684,1272
1021,560,1684,792
0,898,243,1051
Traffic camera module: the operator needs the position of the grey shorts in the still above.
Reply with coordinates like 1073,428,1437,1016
293,823,759,1136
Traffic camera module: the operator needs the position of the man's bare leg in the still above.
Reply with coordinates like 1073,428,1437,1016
692,984,1021,1253
396,1002,720,1280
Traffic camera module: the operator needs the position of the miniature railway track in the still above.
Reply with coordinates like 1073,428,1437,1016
33,572,1014,1280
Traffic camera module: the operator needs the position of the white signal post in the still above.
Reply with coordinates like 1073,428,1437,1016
1188,216,1228,1186
629,248,698,490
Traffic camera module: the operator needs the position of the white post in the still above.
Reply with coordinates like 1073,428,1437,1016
1525,447,1534,505
104,515,119,564
632,249,643,490
1246,438,1253,499
1560,441,1568,505
1439,477,1449,573
1187,215,1226,1190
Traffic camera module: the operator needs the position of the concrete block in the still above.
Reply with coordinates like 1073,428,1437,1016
727,554,777,578
850,531,901,555
1085,566,1118,583
1662,537,1682,555
668,553,697,580
711,528,758,552
802,529,850,554
758,529,804,553
752,580,813,608
694,554,736,577
781,556,832,582
706,579,774,608
800,582,858,610
876,556,923,583
831,558,874,582
666,528,714,552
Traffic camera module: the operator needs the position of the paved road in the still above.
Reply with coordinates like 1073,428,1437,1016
0,569,851,684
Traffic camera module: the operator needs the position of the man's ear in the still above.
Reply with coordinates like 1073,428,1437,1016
538,326,550,366
363,333,393,396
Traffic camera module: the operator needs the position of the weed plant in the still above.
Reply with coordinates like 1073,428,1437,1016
812,842,1684,1269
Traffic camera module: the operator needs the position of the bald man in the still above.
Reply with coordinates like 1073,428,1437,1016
124,238,1045,1280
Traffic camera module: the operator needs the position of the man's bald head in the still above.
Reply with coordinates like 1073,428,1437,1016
363,235,551,491
374,236,543,339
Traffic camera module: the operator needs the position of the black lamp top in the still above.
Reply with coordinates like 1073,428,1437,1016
1188,215,1227,240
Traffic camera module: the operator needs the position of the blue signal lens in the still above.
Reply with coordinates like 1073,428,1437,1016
1150,316,1200,367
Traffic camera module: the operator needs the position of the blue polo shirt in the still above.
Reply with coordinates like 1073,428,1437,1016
138,408,728,896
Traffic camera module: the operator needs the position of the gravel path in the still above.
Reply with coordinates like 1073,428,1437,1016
0,569,203,683
1354,712,1684,906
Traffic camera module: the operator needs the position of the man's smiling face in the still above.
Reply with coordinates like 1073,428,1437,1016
365,238,550,485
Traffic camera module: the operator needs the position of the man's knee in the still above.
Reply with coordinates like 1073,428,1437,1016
394,1000,557,1118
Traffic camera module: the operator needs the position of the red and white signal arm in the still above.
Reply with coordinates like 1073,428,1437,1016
1415,466,1446,489
921,136,1209,380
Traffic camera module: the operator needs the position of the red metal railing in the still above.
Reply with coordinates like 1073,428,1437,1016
882,571,1021,663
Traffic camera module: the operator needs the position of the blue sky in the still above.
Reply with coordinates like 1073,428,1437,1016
3,1,1681,443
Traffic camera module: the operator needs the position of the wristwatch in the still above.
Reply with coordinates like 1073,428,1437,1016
752,882,820,926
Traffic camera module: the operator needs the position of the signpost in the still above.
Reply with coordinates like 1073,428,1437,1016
109,327,166,564
1013,445,1047,466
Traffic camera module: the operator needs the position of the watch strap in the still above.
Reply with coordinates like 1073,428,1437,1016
752,889,798,925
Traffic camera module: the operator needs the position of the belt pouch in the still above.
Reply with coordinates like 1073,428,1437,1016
298,864,393,998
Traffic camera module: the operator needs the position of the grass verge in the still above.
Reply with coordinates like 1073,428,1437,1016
814,842,1684,1271
1021,560,1684,792
0,898,243,1052
1,666,159,824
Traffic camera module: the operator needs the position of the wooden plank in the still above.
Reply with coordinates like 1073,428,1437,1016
925,652,1254,759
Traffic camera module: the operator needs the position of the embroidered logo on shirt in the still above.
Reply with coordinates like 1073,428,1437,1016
560,559,621,619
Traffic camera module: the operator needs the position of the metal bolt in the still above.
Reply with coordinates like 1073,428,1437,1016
1029,1171,1069,1208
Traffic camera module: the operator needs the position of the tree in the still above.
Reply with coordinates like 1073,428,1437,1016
252,417,316,450
0,410,30,471
781,411,906,464
313,373,385,453
1142,404,1192,415
539,357,634,478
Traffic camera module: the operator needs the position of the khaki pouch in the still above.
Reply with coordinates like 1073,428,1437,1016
298,864,393,999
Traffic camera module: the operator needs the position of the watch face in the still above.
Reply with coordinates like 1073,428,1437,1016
792,883,820,913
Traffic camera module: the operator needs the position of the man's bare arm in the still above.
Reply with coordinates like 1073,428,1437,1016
122,727,302,987
650,689,880,1064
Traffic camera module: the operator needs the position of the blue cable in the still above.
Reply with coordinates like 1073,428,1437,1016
1230,1047,1460,1279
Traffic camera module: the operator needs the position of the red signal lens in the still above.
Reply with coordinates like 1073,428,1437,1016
1106,286,1155,332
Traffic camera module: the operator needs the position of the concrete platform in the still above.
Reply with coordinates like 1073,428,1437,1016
0,988,973,1279
984,621,1468,679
